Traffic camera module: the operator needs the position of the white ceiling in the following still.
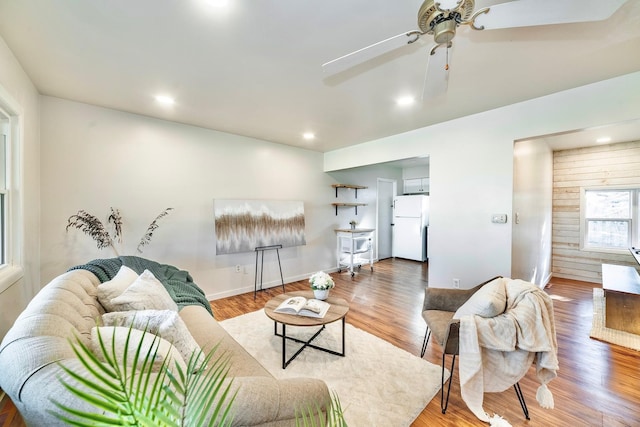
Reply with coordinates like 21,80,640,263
1,0,640,153
528,118,640,151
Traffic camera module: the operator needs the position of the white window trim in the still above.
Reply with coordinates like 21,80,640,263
580,185,639,255
0,87,24,294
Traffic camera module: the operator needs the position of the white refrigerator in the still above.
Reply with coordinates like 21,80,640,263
392,195,429,262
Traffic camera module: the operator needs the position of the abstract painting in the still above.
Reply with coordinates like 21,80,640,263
214,199,306,255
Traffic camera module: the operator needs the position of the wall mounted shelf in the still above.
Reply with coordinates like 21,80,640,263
331,202,367,215
332,184,367,198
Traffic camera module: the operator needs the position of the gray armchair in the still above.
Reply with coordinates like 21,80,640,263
420,276,530,418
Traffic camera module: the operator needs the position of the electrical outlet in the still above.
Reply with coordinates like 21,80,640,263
235,265,241,273
453,278,460,288
491,214,508,224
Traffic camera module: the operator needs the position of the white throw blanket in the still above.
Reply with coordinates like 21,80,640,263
457,279,559,425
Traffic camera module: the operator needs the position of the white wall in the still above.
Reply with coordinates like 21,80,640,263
324,71,640,289
402,165,429,180
0,36,41,338
39,97,340,300
552,140,640,283
329,164,404,260
512,140,553,286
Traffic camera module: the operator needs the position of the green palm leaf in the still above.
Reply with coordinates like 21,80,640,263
51,326,237,426
51,323,345,426
295,391,348,427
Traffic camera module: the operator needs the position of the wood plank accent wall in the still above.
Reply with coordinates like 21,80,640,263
552,140,640,283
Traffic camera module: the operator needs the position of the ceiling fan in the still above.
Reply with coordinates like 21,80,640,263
322,0,628,100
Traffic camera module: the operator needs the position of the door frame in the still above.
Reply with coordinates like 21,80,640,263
376,178,397,260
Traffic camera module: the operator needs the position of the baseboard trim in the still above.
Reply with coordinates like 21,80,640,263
541,272,553,289
205,267,343,301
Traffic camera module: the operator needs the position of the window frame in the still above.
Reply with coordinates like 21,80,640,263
0,115,8,266
580,186,640,253
0,89,24,294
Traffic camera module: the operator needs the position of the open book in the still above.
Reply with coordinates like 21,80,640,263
274,296,331,318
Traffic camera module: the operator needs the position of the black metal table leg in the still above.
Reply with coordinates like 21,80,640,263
275,319,346,369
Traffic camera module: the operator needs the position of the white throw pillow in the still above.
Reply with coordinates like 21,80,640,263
102,310,205,371
90,326,186,374
110,270,179,312
97,266,139,312
453,277,507,319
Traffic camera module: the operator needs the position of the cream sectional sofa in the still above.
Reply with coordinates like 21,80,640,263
0,258,330,426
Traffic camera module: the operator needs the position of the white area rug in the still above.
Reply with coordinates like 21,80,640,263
220,309,447,426
590,288,640,351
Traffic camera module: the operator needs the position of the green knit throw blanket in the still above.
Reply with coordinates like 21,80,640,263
70,256,213,316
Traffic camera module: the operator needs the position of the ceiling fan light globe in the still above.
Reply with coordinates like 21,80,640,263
433,20,457,44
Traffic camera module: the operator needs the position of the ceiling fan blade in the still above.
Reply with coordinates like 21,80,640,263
322,31,422,76
422,43,452,101
474,0,628,30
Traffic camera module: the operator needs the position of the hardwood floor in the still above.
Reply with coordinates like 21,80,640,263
211,259,640,427
2,258,639,426
0,390,24,427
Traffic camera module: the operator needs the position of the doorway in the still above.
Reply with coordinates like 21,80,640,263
377,178,396,259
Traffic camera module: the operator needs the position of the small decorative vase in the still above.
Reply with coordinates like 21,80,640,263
313,289,330,300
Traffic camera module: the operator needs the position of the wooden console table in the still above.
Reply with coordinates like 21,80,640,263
602,263,640,334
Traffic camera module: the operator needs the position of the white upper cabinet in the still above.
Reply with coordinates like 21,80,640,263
403,177,429,194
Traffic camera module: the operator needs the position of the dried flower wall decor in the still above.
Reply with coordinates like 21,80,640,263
66,207,173,255
136,208,173,253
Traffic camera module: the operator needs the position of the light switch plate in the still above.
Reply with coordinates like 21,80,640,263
491,214,508,224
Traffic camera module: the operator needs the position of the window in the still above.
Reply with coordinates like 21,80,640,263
0,91,23,292
0,112,7,266
583,188,640,251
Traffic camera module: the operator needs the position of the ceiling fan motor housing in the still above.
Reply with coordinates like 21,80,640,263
418,0,476,44
432,14,460,43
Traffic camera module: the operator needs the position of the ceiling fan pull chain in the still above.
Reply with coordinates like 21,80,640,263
445,44,450,70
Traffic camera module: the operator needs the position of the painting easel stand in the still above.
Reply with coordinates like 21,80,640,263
254,244,285,300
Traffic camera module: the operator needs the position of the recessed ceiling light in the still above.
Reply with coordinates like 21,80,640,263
303,132,315,140
155,95,175,106
596,136,611,143
204,0,229,7
396,96,415,106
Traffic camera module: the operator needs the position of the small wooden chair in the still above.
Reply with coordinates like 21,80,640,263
420,276,530,418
